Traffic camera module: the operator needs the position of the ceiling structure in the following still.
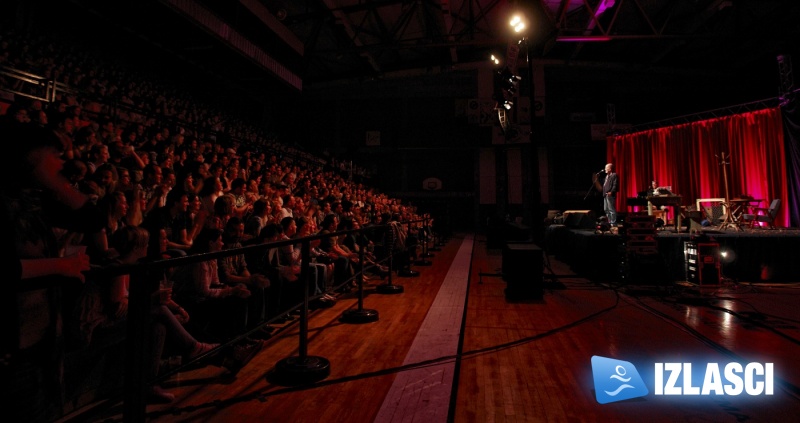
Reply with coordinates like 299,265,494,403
43,1,799,90
278,0,779,83
16,0,800,125
227,0,800,87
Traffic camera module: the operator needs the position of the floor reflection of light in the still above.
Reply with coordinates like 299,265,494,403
712,300,737,344
682,299,738,343
685,306,699,327
717,299,735,312
721,306,733,333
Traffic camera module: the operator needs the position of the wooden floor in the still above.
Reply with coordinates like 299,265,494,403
69,233,800,422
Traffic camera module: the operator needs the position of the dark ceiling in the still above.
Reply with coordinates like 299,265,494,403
11,0,800,124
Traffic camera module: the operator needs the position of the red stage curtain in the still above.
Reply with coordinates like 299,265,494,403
607,107,789,227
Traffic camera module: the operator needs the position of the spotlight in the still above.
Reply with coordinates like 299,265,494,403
509,15,527,33
720,249,736,264
495,67,521,98
498,67,517,83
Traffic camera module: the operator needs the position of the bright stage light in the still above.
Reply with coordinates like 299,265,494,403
509,15,527,33
720,249,736,264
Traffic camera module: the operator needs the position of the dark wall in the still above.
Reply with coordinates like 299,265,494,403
298,72,481,195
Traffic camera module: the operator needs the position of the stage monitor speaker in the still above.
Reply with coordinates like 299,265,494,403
563,210,596,229
502,242,543,300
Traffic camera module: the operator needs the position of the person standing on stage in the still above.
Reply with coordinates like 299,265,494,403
602,163,618,226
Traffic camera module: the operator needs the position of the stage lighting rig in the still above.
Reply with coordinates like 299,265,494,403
493,66,521,113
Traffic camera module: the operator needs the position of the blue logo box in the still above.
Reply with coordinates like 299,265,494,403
592,355,649,404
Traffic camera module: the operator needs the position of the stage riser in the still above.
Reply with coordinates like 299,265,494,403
544,225,800,282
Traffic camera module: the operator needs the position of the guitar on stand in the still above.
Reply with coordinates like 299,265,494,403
717,152,742,231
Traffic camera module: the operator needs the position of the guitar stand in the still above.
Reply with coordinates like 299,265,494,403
719,202,743,231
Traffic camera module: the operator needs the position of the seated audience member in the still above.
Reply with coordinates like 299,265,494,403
300,218,335,286
340,217,387,278
72,126,98,160
279,195,295,219
144,189,193,253
123,184,145,227
114,134,147,172
177,228,251,340
198,176,221,215
87,190,129,261
269,198,283,224
220,218,272,338
115,165,136,194
395,213,420,277
62,158,88,189
317,214,356,289
91,163,117,201
288,216,336,306
229,177,254,219
244,198,271,242
208,193,235,231
185,192,206,242
244,222,296,317
316,201,332,227
141,163,168,217
180,171,200,195
86,143,111,175
246,178,261,203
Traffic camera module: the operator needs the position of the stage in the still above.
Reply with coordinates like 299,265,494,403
544,224,800,283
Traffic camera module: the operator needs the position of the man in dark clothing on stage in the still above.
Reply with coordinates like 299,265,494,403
602,163,619,226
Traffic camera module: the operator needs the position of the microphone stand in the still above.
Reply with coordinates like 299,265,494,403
584,172,604,201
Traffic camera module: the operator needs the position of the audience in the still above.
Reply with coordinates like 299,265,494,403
0,23,430,419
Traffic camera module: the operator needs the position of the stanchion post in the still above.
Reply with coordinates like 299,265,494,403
421,216,435,258
377,224,404,294
415,218,433,266
271,239,330,385
123,267,156,422
298,241,309,359
428,215,442,252
341,242,379,323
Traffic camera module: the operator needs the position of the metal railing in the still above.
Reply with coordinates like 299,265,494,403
0,65,77,102
53,215,435,421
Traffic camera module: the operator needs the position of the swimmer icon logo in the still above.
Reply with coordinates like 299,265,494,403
591,356,649,404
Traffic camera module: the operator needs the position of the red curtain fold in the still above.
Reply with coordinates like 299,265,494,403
607,107,789,227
